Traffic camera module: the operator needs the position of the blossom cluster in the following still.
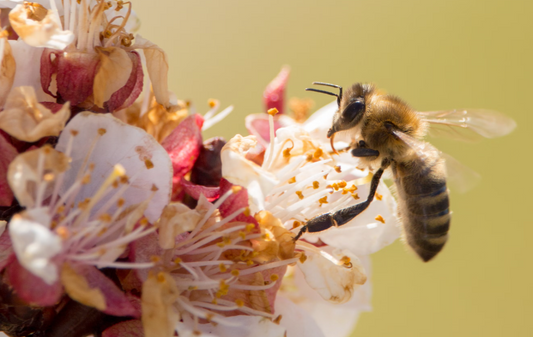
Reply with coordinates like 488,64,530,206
0,1,400,337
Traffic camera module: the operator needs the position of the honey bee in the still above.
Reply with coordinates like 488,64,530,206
294,82,516,261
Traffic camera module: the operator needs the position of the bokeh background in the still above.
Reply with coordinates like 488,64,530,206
135,1,532,336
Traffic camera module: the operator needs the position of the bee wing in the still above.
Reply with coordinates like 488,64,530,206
418,109,516,142
391,130,480,193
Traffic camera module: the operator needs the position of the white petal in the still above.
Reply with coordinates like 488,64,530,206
55,112,172,223
297,248,366,304
8,215,61,284
176,316,286,337
274,296,326,337
316,183,401,256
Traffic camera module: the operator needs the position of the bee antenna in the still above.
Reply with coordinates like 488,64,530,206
308,82,343,106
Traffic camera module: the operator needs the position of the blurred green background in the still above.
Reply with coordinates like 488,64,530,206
135,0,532,336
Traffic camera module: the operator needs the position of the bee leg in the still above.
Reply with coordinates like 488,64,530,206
351,140,379,157
293,159,390,240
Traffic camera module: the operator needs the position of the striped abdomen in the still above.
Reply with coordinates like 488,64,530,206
392,156,450,262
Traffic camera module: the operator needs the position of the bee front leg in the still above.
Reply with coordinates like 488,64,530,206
293,159,390,241
351,140,380,157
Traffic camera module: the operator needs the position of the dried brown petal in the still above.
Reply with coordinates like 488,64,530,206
0,86,70,142
0,37,16,107
61,263,107,311
94,47,133,108
141,272,180,337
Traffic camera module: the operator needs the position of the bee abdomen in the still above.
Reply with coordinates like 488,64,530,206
394,159,450,262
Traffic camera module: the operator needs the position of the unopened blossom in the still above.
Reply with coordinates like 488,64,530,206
4,112,171,310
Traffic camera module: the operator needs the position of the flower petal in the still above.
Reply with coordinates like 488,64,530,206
176,315,287,337
297,248,366,304
0,86,70,142
69,263,138,317
93,47,133,108
106,51,143,112
141,272,180,337
130,35,170,109
181,180,220,202
61,262,107,311
273,296,325,337
0,36,16,107
0,135,17,206
8,2,74,50
5,257,63,306
55,51,100,105
55,112,172,223
245,113,295,146
9,40,50,102
158,202,201,249
263,66,290,114
161,114,204,197
8,214,61,284
102,319,144,337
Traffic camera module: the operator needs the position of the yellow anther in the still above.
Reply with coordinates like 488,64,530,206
239,231,246,240
334,165,342,173
151,184,159,192
331,182,339,191
283,147,292,158
219,263,228,272
98,213,112,222
117,198,125,207
174,257,182,265
81,174,91,185
97,227,108,236
318,196,328,205
77,198,91,210
312,181,319,189
139,218,149,226
235,299,244,307
231,186,242,194
231,269,240,277
313,148,323,159
352,193,360,200
112,180,119,188
270,274,279,282
295,191,304,200
299,253,307,263
339,256,351,267
208,99,217,108
246,259,254,266
144,159,154,169
98,128,107,135
71,130,79,136
211,298,218,305
56,226,69,240
375,215,385,223
306,153,313,161
119,175,129,184
216,242,225,248
323,174,328,179
338,181,347,188
292,220,302,229
246,223,256,232
375,193,383,201
188,285,198,291
156,272,166,283
273,315,283,325
243,207,251,217
56,205,65,214
267,108,279,116
288,176,296,184
43,173,55,182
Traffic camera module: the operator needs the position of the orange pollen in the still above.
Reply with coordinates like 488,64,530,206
338,181,347,188
151,184,158,192
318,196,328,205
295,191,304,200
323,174,328,179
208,99,217,108
56,226,69,239
139,218,149,226
98,128,107,135
219,263,227,272
273,315,283,325
117,198,125,207
312,181,319,189
299,253,307,263
156,272,166,283
77,198,91,210
246,223,256,232
235,299,244,307
81,174,91,185
283,147,292,158
352,193,360,200
144,159,154,169
306,153,313,162
334,165,342,173
331,183,339,191
267,108,279,116
70,130,79,136
288,176,296,184
270,274,279,281
375,215,385,223
119,175,129,184
174,257,182,265
98,213,112,222
231,269,240,277
112,180,119,188
313,148,323,159
231,186,242,194
292,220,302,229
375,193,383,201
339,256,352,267
243,207,251,217
150,256,161,263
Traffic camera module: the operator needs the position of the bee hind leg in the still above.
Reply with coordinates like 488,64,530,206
293,159,390,241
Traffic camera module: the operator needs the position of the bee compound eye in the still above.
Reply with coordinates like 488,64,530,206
342,101,365,122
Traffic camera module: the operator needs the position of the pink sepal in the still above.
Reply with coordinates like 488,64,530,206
106,51,144,112
219,179,258,226
263,66,290,114
161,114,204,198
181,179,220,202
71,264,138,317
6,258,63,306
